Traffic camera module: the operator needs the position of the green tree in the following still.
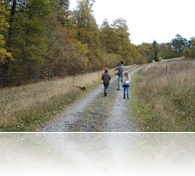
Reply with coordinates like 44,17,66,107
171,34,188,57
137,43,154,63
42,0,90,77
100,18,139,65
110,18,129,54
73,0,101,71
0,2,13,64
2,0,50,83
99,19,113,53
184,37,195,58
111,18,139,64
99,19,121,67
1,0,143,86
158,42,176,59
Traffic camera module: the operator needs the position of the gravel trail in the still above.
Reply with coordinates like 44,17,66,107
41,66,143,132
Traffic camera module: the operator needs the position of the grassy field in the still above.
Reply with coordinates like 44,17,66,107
0,65,133,132
130,59,195,132
0,71,105,131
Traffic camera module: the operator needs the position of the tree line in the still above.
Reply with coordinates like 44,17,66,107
0,0,194,86
137,34,195,63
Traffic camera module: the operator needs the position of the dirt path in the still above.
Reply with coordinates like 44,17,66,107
41,66,143,132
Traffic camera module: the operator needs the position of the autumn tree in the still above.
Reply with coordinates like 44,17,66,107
158,42,175,59
100,18,139,66
99,19,120,68
0,0,144,86
0,2,13,84
1,0,50,83
137,43,154,63
110,18,138,64
99,19,113,53
72,0,101,71
0,2,13,64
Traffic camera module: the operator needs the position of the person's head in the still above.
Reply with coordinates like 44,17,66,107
124,72,129,78
105,68,108,73
120,61,124,65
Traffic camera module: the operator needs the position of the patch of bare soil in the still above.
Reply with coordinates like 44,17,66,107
40,67,142,132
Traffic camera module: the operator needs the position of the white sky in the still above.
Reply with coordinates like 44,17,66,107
70,0,195,45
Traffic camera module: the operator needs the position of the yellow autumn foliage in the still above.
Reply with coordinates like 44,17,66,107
0,3,13,63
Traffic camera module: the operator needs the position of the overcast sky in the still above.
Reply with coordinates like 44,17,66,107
70,0,195,45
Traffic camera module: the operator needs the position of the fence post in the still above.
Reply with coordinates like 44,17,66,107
73,75,75,88
166,65,168,74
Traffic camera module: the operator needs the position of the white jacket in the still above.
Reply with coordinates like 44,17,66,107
123,77,130,86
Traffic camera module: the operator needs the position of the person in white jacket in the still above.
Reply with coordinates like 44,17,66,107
122,72,130,99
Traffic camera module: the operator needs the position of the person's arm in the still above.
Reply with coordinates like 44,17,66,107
115,66,119,71
101,74,104,84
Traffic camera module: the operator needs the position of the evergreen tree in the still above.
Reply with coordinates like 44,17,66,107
152,40,159,62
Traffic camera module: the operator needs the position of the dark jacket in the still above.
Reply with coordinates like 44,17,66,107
102,72,111,85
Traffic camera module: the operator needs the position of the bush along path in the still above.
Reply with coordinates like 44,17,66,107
41,66,143,132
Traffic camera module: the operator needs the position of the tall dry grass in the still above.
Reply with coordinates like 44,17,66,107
0,65,134,131
0,70,105,130
131,59,195,131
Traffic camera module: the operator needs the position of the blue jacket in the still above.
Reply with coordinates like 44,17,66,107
115,64,124,76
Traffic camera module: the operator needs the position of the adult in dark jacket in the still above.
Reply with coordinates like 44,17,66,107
102,68,111,96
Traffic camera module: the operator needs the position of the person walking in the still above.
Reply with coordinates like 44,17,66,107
115,61,124,90
102,68,111,96
122,72,130,99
